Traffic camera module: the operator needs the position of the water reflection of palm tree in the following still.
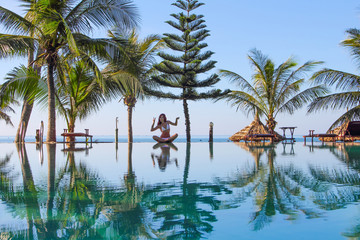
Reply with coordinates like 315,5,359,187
330,143,360,170
301,144,360,238
151,142,178,171
302,144,360,210
232,143,322,231
0,144,46,238
16,144,46,238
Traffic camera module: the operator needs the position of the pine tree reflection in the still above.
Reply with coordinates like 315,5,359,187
144,143,234,239
101,142,149,238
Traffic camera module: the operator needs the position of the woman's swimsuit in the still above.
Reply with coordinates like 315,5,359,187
160,123,170,139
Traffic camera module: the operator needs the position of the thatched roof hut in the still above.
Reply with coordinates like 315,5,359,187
229,115,283,142
321,120,360,142
233,142,275,168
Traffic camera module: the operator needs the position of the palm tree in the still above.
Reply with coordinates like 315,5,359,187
308,28,360,130
56,61,107,140
0,0,139,142
103,29,164,142
1,65,47,131
219,49,327,133
0,2,43,142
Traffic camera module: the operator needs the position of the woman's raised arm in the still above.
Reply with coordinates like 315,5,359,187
169,117,180,126
151,117,159,131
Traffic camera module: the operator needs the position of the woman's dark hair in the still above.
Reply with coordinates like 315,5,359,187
157,113,167,126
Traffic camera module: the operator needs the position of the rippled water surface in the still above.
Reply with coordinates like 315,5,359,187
0,141,360,239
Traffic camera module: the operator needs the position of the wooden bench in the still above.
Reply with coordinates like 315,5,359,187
61,129,93,143
303,130,337,144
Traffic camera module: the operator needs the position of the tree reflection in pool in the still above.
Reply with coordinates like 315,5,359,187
0,142,360,239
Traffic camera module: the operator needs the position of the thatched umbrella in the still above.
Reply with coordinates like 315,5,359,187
229,115,283,142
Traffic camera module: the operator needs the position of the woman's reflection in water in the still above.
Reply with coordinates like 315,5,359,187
151,142,178,171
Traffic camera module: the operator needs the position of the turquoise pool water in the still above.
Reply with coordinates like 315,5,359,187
0,142,359,239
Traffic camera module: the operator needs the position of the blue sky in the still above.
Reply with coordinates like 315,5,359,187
0,0,359,137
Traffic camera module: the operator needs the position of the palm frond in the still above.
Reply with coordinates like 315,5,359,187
341,28,360,69
0,110,13,126
307,91,360,113
328,105,360,130
0,34,35,58
66,0,139,33
277,85,328,116
219,69,257,94
311,68,360,90
0,6,33,34
2,65,45,103
218,90,266,117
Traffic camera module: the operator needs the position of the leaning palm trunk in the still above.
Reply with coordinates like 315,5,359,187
15,99,34,142
15,48,42,142
183,98,191,142
46,60,57,143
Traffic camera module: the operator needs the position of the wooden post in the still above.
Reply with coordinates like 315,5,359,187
115,117,119,144
35,129,40,143
209,122,214,142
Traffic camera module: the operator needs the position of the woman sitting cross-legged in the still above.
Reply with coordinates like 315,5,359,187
151,113,179,143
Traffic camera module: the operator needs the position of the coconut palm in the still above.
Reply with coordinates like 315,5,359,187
55,60,107,141
0,2,44,142
308,28,360,130
103,29,164,142
219,49,327,133
0,0,139,142
1,65,47,130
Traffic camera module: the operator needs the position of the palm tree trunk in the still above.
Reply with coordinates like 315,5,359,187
46,60,56,143
15,48,42,142
15,99,33,142
46,144,56,239
128,105,133,143
183,99,191,142
266,115,277,134
67,119,75,142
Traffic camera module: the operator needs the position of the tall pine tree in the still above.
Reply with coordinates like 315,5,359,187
147,0,229,142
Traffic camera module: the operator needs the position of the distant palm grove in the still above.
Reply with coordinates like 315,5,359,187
0,0,360,142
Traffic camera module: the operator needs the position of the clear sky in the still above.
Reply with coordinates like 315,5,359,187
0,0,359,137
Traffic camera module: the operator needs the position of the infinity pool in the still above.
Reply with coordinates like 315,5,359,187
0,142,359,239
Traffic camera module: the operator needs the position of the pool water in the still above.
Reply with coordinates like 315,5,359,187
0,142,359,239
